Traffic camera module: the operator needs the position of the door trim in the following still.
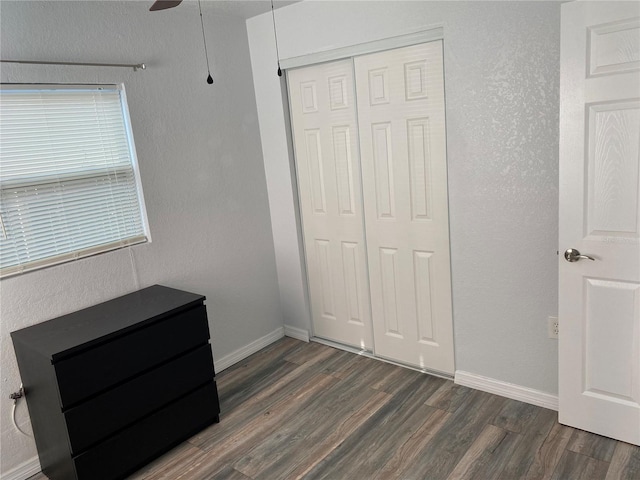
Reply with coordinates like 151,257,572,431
280,25,444,70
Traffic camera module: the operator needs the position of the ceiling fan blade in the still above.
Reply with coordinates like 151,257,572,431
149,1,183,11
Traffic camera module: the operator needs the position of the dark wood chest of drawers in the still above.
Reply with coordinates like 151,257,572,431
11,285,220,480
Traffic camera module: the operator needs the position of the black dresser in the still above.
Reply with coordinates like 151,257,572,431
11,285,220,480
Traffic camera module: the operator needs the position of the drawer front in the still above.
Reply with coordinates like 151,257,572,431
65,345,215,454
73,382,219,480
55,305,210,407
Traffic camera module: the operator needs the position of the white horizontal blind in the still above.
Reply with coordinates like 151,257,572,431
0,86,148,277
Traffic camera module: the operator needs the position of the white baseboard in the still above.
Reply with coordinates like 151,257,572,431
1,456,40,480
215,326,284,372
455,370,558,411
283,325,310,342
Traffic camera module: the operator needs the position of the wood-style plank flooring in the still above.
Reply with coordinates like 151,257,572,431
31,338,640,479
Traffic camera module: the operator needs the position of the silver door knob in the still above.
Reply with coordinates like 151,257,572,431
564,248,595,262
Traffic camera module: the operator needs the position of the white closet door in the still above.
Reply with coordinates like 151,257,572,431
288,60,374,350
355,41,455,374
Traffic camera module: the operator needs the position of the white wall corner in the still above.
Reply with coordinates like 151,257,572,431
455,370,559,411
214,327,285,373
283,325,310,342
0,456,40,480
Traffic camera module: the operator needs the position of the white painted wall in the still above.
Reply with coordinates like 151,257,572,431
0,1,282,476
247,1,560,393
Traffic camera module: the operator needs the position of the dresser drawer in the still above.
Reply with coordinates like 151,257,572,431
55,305,210,407
73,383,219,480
64,345,216,454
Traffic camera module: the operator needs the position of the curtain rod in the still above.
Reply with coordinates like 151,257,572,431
1,60,146,71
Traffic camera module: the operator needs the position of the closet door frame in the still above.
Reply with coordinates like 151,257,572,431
280,26,444,71
284,27,454,376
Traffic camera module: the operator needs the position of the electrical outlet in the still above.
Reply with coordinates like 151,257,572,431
548,316,559,339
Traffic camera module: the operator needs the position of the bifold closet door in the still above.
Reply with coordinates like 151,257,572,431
355,41,455,374
288,60,374,350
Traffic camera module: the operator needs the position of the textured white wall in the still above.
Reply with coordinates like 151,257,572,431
0,1,282,475
247,1,560,392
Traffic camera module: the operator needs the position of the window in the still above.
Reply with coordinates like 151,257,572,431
0,84,149,277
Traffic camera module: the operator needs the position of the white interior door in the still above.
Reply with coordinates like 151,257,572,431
354,41,455,374
559,1,640,445
288,60,374,350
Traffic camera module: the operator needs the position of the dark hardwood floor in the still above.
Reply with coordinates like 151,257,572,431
31,337,640,479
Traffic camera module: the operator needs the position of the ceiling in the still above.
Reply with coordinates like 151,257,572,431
191,0,299,19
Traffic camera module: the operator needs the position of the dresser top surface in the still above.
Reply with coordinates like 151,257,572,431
11,285,205,361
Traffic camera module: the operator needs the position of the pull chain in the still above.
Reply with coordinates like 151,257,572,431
198,0,213,84
270,0,282,77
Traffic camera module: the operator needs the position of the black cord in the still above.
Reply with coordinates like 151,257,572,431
198,0,213,84
270,0,282,76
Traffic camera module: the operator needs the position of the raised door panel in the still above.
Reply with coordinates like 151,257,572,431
379,247,401,338
301,81,319,113
332,126,356,215
404,60,428,100
368,68,390,105
355,41,454,374
407,118,433,221
587,102,640,238
584,279,640,405
315,239,336,320
329,75,349,110
341,241,366,326
288,60,373,350
304,129,327,214
588,18,640,77
413,250,435,343
371,122,396,219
